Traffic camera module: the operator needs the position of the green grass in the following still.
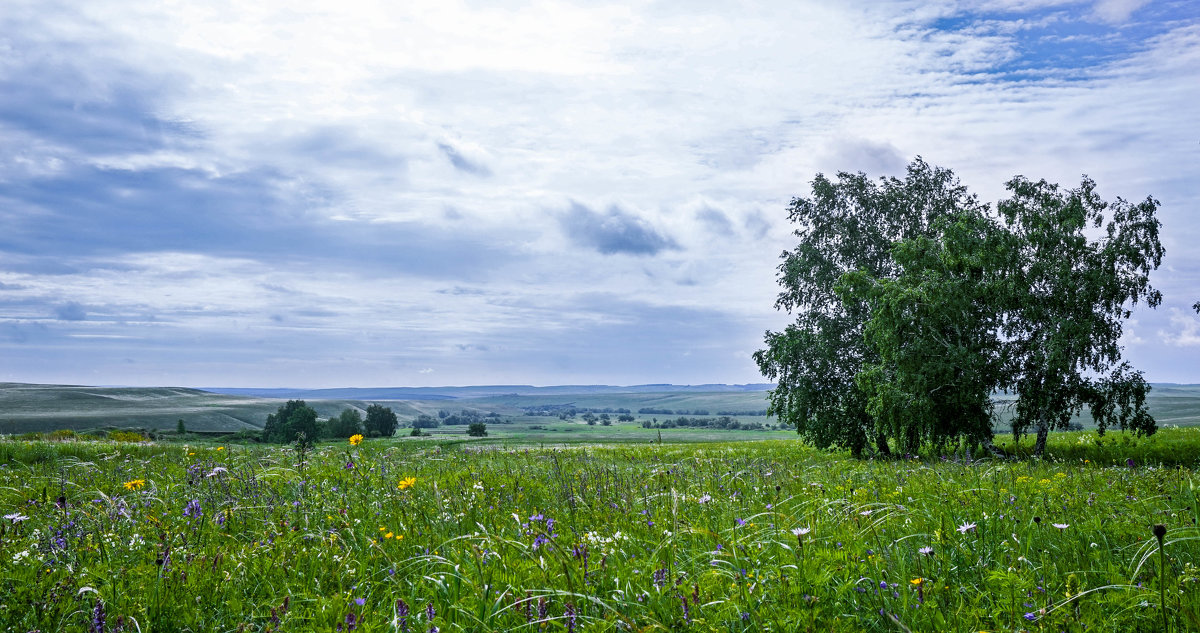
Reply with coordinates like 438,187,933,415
3,429,1200,631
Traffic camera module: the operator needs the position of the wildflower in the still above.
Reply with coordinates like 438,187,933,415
1126,458,1136,468
735,518,747,526
184,499,203,518
566,602,578,632
398,477,417,490
910,578,924,586
1052,523,1069,530
90,598,106,633
4,513,28,524
216,446,225,451
919,546,934,555
791,527,811,538
956,522,977,534
349,434,364,446
123,479,146,491
697,494,711,504
396,599,409,632
206,467,228,478
355,598,366,606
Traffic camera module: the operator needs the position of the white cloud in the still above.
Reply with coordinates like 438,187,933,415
1159,309,1200,347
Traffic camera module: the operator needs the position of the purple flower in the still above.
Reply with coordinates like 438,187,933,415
90,598,106,633
183,499,202,518
355,598,366,606
1024,612,1037,621
396,599,409,632
735,518,747,526
565,602,577,633
1126,458,1136,468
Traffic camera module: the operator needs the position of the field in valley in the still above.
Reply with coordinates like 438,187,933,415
2,429,1200,631
4,383,1200,441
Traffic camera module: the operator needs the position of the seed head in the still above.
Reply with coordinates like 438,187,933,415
1153,524,1167,541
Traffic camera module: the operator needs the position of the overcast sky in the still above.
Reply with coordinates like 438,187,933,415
1,0,1198,388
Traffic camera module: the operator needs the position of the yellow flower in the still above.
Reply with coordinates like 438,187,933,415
385,532,394,539
398,477,417,490
123,479,146,491
911,578,925,586
216,446,225,451
349,434,364,446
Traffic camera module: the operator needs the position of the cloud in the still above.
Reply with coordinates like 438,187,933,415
54,302,87,321
560,203,680,256
1159,309,1200,347
818,137,908,177
696,207,733,234
1092,0,1151,24
437,142,492,177
0,0,1197,387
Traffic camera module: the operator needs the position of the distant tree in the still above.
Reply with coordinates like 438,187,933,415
329,408,364,438
364,404,399,437
467,422,488,437
176,419,186,434
263,400,320,445
617,413,635,422
581,412,597,424
411,414,440,429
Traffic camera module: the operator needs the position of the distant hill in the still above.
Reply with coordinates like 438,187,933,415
3,381,1199,436
201,383,775,400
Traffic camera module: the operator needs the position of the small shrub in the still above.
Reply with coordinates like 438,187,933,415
108,430,147,443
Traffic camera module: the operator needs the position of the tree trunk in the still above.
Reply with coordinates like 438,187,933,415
1033,423,1049,457
981,436,1011,460
875,433,892,457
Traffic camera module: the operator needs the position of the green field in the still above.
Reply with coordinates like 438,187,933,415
2,429,1200,631
4,383,1200,439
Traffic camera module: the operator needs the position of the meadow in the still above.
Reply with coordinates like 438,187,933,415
2,428,1200,632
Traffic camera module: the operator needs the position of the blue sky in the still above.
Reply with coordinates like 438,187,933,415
1,0,1198,388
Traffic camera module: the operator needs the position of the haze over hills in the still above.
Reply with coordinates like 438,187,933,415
202,383,775,400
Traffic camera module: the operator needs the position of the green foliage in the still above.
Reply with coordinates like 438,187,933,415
411,414,440,429
467,421,488,436
176,418,186,434
364,404,398,437
327,408,364,439
760,158,1164,457
108,430,147,443
756,158,979,456
997,175,1162,452
262,400,319,444
4,435,1200,630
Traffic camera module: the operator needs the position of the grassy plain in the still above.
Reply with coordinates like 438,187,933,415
2,429,1199,631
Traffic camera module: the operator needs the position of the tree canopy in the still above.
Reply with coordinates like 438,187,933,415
364,404,399,437
756,158,1164,457
262,400,320,445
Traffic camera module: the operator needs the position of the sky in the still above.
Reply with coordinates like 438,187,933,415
0,0,1198,388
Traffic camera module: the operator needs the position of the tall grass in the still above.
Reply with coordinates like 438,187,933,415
1,431,1198,631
